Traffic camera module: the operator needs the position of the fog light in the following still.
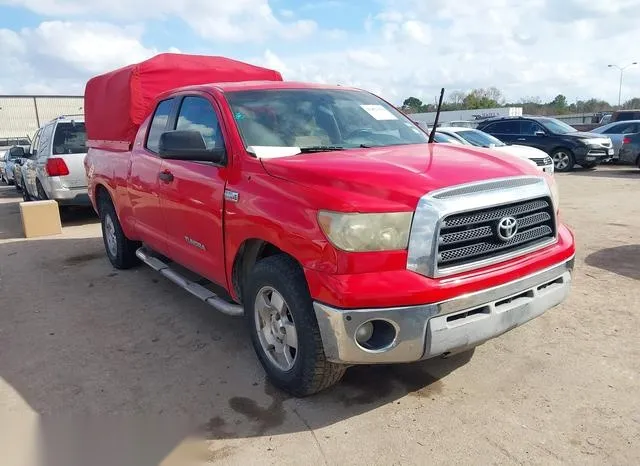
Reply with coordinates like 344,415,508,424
355,321,374,343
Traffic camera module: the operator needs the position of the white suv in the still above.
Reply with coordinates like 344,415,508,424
436,127,555,174
22,115,90,206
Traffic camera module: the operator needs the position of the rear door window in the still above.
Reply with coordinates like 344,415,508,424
38,124,54,157
30,130,41,157
52,122,87,154
484,121,519,134
146,98,175,153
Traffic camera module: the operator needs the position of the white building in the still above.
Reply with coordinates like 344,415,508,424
410,106,523,127
0,95,84,140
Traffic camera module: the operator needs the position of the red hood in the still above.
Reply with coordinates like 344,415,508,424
260,144,540,211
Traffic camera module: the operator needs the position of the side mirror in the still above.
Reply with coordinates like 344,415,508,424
534,130,546,137
9,147,25,157
158,130,225,164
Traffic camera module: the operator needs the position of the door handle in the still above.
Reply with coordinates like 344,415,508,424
158,170,174,183
517,138,527,141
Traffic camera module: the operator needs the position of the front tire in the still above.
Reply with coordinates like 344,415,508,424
245,255,346,397
551,149,575,172
99,196,140,269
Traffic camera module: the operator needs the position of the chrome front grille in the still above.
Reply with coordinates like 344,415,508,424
407,176,558,278
530,156,553,166
437,198,556,269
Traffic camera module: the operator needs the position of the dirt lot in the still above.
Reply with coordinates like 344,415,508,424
1,167,639,466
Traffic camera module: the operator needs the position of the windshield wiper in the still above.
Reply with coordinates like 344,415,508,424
299,146,345,153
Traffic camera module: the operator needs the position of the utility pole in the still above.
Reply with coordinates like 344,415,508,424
608,62,638,107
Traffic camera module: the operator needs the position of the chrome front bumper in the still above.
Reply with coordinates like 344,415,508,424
314,257,574,364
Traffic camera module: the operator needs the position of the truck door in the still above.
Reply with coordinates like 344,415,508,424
158,94,228,287
128,97,176,257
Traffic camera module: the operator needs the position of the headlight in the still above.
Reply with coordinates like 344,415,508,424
318,211,413,252
545,175,560,210
581,138,605,146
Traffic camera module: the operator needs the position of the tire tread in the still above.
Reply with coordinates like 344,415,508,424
246,254,346,397
99,196,139,269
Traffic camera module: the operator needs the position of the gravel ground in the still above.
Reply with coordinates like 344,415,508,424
0,166,638,466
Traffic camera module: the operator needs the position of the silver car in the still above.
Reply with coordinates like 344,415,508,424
22,115,89,206
0,147,25,185
590,120,640,161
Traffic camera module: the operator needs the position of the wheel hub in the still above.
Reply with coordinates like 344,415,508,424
255,286,298,372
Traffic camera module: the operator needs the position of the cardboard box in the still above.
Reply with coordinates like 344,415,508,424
19,200,62,238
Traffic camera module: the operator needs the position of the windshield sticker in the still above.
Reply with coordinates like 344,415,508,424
234,112,246,121
360,105,398,121
246,146,302,159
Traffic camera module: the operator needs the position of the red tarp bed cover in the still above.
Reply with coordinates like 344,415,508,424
84,53,283,150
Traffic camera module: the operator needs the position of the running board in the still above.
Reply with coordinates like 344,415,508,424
135,247,243,317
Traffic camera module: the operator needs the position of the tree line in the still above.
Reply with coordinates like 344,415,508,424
400,88,640,115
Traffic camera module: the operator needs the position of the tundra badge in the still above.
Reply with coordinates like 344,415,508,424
184,236,206,251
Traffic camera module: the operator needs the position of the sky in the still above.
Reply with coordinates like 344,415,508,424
0,0,639,105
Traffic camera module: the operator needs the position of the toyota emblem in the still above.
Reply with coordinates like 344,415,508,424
496,216,518,241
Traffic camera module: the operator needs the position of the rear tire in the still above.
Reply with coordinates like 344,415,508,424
36,180,48,200
551,149,575,172
99,196,140,269
245,254,346,397
22,183,31,202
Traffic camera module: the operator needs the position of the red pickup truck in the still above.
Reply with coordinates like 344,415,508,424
84,54,575,396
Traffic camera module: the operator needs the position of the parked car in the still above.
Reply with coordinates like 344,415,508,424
589,120,640,161
433,131,465,144
6,146,36,192
609,109,640,123
21,114,90,206
84,54,575,397
618,132,640,168
0,150,7,184
0,146,26,185
437,127,554,174
477,116,614,172
443,120,477,128
0,137,31,152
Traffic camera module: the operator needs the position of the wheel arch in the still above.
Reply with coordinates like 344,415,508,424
232,238,302,304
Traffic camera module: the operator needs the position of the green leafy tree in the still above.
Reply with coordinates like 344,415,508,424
549,94,568,113
402,97,425,113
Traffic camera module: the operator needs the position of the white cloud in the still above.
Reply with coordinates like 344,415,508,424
346,50,389,69
2,0,640,105
1,0,318,42
401,20,430,44
0,21,158,93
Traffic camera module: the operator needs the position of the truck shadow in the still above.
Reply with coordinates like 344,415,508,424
0,235,475,463
585,245,640,280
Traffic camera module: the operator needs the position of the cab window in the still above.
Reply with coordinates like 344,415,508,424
146,98,175,153
174,96,224,150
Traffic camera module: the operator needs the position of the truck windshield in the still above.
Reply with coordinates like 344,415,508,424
53,122,87,154
225,89,428,150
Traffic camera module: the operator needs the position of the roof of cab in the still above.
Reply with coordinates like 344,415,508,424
162,80,360,96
